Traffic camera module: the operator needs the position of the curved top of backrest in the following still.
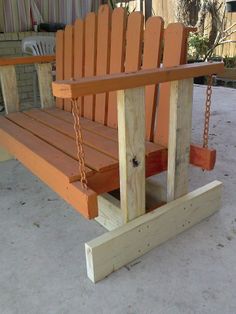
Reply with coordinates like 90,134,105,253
55,5,189,143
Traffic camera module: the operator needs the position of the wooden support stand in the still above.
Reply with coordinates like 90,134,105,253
36,63,55,109
86,81,222,283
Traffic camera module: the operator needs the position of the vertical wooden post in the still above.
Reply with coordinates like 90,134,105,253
117,87,146,223
0,65,19,114
167,79,193,202
36,63,54,109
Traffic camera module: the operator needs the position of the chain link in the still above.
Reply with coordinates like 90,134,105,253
203,75,213,149
71,98,88,189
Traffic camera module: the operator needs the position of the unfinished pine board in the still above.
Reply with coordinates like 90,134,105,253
118,87,146,223
85,180,222,283
56,30,64,109
95,193,123,231
0,65,19,114
167,79,193,202
0,146,13,162
36,63,54,109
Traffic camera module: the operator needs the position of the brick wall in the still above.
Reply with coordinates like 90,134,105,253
0,32,55,110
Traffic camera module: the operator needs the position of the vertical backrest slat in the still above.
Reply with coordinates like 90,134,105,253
63,25,74,112
94,5,111,124
83,13,97,120
107,7,126,128
74,19,85,112
56,30,64,109
154,23,187,146
125,12,144,73
142,16,164,141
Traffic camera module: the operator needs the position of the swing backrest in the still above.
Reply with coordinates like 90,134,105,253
55,5,189,146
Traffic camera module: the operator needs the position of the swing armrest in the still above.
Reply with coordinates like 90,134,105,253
0,55,55,66
52,62,224,99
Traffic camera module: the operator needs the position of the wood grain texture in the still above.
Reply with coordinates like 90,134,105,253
0,55,55,66
74,19,85,111
44,108,218,171
85,180,222,282
6,112,117,173
107,7,126,128
0,65,19,114
167,79,193,202
52,62,224,99
95,193,123,231
118,87,146,223
94,5,111,124
36,63,54,109
125,12,144,73
83,13,97,120
143,16,164,141
154,23,187,146
56,30,64,109
63,25,74,112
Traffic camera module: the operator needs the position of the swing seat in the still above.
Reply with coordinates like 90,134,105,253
0,5,223,220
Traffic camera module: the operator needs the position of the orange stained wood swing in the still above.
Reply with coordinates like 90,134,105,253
0,4,225,282
0,5,224,221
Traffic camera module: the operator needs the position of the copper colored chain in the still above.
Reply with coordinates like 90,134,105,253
71,98,88,189
203,75,213,148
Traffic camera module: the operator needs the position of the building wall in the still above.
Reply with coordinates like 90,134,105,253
0,32,55,110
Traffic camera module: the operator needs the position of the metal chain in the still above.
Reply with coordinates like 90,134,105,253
71,98,88,189
203,75,213,149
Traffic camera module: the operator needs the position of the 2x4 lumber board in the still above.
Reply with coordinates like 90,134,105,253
24,109,120,160
0,55,55,66
85,180,222,283
52,62,224,99
0,65,19,114
36,63,54,109
95,193,123,231
43,108,165,156
0,116,90,182
25,109,165,160
96,179,167,232
118,87,146,223
6,112,118,173
0,116,98,218
0,146,13,162
44,108,216,171
167,79,193,202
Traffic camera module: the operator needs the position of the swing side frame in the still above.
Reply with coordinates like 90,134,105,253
53,62,224,282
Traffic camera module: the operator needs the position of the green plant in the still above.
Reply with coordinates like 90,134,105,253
188,33,209,60
224,55,236,68
108,0,135,14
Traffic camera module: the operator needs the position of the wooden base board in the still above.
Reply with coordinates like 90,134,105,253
86,180,222,283
0,146,13,162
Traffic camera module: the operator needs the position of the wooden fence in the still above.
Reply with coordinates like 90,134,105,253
128,0,236,57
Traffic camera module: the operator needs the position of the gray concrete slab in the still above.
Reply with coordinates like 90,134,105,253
0,85,236,314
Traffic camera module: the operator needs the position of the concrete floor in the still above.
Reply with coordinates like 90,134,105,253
0,85,236,314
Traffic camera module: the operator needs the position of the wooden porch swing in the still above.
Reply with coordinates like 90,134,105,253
0,5,224,282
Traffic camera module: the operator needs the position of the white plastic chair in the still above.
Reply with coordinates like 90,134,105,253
21,36,55,106
22,36,55,56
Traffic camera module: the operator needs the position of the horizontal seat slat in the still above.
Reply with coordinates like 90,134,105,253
44,108,163,156
24,109,119,159
44,108,216,171
6,112,118,173
0,117,98,218
0,116,93,182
